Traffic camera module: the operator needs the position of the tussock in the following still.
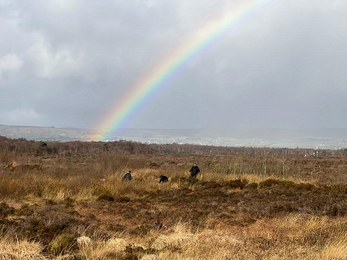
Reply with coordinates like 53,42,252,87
151,223,197,251
0,236,46,260
76,236,92,248
321,236,347,260
104,238,128,251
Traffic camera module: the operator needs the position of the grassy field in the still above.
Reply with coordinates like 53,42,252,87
1,137,347,259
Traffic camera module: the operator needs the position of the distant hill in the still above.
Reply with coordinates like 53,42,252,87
0,125,96,142
1,124,347,149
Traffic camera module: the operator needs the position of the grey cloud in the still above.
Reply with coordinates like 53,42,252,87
0,0,346,131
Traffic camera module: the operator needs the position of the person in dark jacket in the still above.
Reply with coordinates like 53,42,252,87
189,163,200,178
122,171,132,181
159,175,169,183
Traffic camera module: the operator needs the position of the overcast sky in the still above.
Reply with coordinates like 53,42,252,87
1,0,347,130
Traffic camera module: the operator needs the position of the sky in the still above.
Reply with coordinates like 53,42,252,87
1,0,347,131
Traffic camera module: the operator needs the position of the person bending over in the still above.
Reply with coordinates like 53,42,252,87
122,171,132,181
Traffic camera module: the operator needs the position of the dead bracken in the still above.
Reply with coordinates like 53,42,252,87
1,136,347,259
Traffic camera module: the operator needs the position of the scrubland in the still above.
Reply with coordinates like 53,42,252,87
1,136,347,259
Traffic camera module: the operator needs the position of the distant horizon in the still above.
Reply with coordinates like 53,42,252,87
1,124,346,150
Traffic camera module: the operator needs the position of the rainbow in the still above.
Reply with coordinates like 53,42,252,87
97,0,273,141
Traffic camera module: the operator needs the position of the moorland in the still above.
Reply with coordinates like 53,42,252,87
0,136,347,259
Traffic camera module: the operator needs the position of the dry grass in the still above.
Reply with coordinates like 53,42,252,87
39,216,347,260
0,234,46,260
1,138,347,259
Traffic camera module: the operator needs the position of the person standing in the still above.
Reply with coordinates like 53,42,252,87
189,163,200,178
